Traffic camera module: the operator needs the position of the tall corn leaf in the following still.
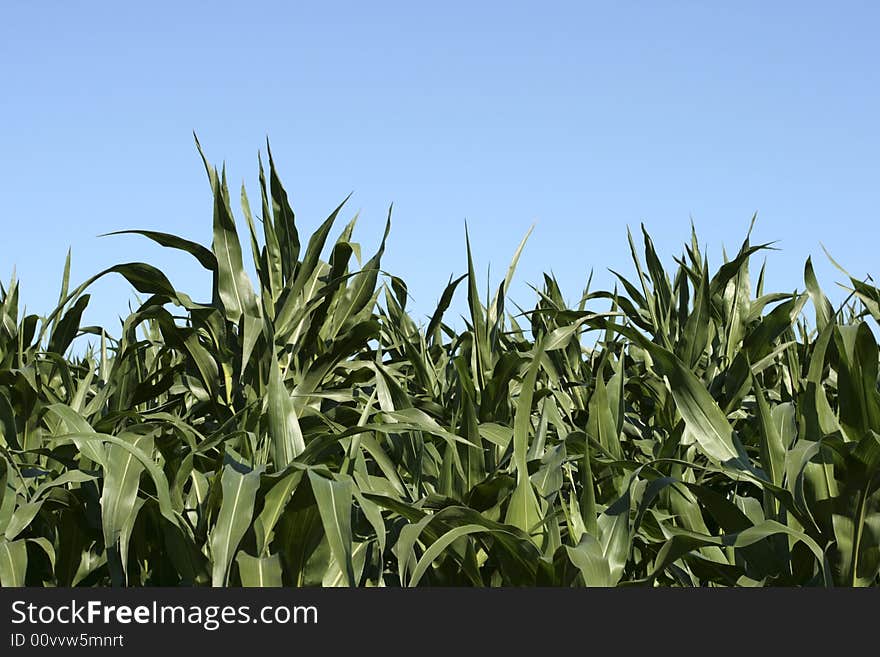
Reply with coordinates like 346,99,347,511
307,471,355,587
210,460,262,586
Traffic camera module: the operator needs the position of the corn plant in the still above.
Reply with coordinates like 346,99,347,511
1,142,878,587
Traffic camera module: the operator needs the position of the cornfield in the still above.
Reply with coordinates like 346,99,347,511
2,142,879,588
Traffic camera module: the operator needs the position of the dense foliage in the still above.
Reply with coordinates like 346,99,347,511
2,143,879,587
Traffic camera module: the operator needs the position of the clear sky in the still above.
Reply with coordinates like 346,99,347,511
1,1,878,334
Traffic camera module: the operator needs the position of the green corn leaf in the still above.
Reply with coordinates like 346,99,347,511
505,342,545,541
307,471,355,587
266,141,300,279
254,469,304,555
267,350,305,468
804,257,833,331
566,534,614,586
408,524,487,586
645,343,747,467
0,538,27,587
103,230,217,271
101,432,154,551
210,459,263,587
236,552,283,587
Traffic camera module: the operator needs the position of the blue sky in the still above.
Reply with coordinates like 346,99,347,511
1,1,878,333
